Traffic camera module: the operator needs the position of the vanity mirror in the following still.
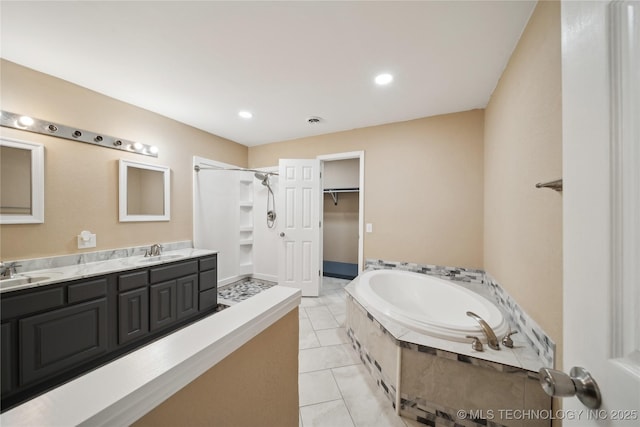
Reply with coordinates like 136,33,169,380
0,137,44,224
119,159,170,222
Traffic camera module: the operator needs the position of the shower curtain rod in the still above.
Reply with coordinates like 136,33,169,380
193,164,279,175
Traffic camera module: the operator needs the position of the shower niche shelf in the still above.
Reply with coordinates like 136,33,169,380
238,179,254,275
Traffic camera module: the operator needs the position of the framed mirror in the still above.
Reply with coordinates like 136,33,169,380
119,159,170,222
0,137,45,224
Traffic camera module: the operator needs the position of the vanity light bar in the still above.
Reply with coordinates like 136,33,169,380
0,111,158,158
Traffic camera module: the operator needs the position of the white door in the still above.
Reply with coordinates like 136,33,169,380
278,159,321,296
561,0,639,423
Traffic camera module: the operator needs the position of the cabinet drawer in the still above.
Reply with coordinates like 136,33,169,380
199,269,217,291
19,298,108,387
118,270,148,292
199,288,218,311
150,261,198,283
68,278,107,303
1,287,64,320
199,256,217,272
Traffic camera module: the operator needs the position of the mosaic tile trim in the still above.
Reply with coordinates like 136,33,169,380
10,240,193,272
484,274,555,368
400,395,509,427
217,278,276,304
365,259,484,284
346,327,397,408
364,258,555,368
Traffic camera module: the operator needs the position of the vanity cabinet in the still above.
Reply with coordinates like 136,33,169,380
118,270,149,345
0,254,217,411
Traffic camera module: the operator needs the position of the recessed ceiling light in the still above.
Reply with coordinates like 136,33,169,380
374,73,393,85
238,111,253,119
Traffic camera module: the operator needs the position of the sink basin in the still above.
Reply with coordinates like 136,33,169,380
0,275,55,289
136,254,184,265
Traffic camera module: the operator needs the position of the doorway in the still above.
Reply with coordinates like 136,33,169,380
318,152,365,280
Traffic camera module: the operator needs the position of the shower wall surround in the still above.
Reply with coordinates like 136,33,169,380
365,259,555,368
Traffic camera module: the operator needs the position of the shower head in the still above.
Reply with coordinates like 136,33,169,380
254,172,270,186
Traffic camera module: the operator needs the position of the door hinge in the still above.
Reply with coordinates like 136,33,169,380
318,270,321,276
319,220,322,228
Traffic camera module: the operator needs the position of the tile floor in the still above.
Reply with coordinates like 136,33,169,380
298,277,420,427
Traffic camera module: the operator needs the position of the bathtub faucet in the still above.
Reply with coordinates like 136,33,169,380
466,311,500,350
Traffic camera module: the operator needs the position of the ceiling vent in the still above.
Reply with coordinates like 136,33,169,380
307,116,323,124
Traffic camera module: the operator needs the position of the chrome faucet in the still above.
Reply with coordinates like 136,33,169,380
150,243,163,256
0,262,21,279
466,311,500,350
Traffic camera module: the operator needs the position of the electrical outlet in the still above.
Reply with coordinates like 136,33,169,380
77,231,97,249
366,223,373,233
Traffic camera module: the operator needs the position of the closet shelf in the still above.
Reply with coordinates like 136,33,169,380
324,188,359,206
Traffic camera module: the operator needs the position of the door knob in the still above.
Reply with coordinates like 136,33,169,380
279,232,285,237
538,366,602,409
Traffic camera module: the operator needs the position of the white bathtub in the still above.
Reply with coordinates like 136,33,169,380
354,269,509,343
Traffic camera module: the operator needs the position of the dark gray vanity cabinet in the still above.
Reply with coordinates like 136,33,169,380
1,323,13,395
117,270,149,345
148,260,199,331
19,297,109,386
199,256,218,311
0,277,110,398
0,253,217,412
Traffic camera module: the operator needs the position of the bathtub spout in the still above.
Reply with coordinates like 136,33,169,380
466,311,500,350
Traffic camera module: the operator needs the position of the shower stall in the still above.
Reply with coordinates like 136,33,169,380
193,156,279,286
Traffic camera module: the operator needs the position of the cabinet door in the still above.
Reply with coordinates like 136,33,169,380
150,281,176,331
118,287,149,345
19,298,108,387
1,323,13,395
176,274,198,320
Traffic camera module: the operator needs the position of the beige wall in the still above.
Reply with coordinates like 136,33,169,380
0,59,247,260
133,309,299,427
323,192,359,264
249,110,485,269
484,0,562,360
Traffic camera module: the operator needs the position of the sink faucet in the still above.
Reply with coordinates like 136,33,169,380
150,244,163,257
0,262,22,279
466,311,500,350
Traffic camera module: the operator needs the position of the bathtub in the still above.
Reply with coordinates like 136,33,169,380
354,269,509,343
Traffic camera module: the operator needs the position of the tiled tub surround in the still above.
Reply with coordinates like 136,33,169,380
0,241,204,294
346,269,552,427
365,259,555,368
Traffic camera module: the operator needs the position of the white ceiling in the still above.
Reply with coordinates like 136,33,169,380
0,1,536,147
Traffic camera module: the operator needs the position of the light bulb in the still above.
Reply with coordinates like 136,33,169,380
18,116,34,127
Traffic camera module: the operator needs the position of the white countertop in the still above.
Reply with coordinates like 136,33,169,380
1,285,301,426
0,248,217,294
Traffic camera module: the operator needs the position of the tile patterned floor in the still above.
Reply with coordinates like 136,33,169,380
222,276,420,426
298,277,420,427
